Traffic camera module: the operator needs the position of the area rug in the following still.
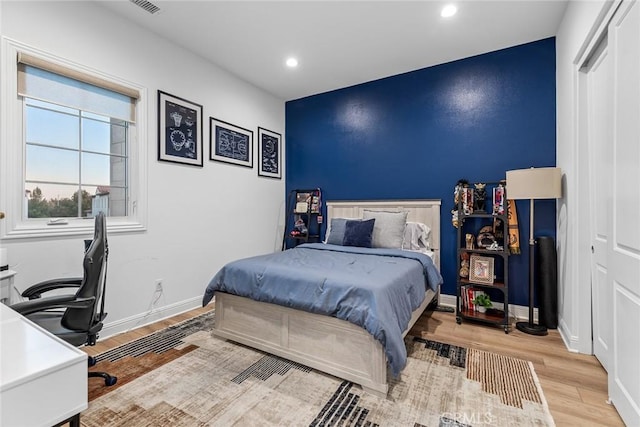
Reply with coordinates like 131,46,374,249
83,312,555,426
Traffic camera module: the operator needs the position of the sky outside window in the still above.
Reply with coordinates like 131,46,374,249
24,98,127,217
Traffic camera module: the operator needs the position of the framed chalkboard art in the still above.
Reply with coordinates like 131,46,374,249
209,117,253,168
257,127,281,179
157,90,203,167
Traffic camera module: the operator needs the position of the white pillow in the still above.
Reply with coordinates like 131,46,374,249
402,221,431,251
362,209,408,249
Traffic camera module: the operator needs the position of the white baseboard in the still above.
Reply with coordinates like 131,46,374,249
438,293,538,322
557,317,582,353
99,296,202,340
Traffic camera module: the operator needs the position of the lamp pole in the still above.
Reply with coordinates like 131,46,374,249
516,197,548,336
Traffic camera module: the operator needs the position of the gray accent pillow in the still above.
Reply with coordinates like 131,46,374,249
326,218,349,245
362,209,408,249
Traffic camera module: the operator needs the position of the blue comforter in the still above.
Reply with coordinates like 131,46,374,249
202,243,443,376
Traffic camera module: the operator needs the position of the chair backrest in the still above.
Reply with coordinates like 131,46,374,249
61,212,108,332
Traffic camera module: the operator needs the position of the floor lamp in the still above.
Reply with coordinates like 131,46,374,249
506,167,562,336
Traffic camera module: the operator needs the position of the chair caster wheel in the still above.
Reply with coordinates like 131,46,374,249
105,376,117,386
456,317,462,325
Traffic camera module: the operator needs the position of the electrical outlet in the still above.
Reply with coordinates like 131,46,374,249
155,279,163,292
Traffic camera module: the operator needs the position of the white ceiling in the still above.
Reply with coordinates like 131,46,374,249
97,1,568,101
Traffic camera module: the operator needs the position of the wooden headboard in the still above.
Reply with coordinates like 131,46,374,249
325,199,441,269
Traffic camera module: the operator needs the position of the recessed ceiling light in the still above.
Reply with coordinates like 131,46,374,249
286,57,298,68
441,4,457,18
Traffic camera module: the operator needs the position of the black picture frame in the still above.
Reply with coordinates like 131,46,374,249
257,127,281,179
209,117,253,168
157,90,203,167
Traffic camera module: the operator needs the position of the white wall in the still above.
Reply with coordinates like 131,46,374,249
0,1,285,335
555,0,611,353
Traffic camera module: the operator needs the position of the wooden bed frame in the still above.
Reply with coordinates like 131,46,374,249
213,199,441,397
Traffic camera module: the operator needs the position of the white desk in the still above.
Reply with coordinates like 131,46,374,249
0,304,87,427
0,270,16,305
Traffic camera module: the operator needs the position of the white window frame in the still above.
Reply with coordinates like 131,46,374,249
1,38,147,239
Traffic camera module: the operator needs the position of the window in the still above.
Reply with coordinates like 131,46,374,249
25,99,129,219
1,40,147,238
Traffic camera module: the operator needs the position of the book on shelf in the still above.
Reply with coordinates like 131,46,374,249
463,287,483,312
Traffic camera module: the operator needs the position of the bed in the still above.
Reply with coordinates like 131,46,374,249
203,199,442,397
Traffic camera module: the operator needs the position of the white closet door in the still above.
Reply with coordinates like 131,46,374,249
587,35,612,372
608,0,640,424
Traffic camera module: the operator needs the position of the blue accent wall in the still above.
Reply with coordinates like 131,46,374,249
285,38,556,307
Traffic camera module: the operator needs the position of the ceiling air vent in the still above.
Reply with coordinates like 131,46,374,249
129,0,161,15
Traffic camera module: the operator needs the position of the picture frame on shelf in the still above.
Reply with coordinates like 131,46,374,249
257,127,281,179
157,90,203,167
469,255,494,284
295,201,309,213
209,117,253,168
295,192,312,213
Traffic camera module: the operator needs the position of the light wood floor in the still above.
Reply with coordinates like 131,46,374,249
84,305,624,426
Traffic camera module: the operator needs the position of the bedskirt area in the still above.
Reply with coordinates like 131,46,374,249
211,287,438,397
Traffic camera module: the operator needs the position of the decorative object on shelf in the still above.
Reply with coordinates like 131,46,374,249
310,193,321,213
459,252,470,278
158,90,203,167
493,182,506,215
469,255,495,284
462,187,474,215
210,117,253,168
257,127,281,179
506,167,562,336
473,183,487,212
472,293,492,313
476,225,497,249
465,233,475,250
487,241,503,251
451,179,469,228
290,218,308,237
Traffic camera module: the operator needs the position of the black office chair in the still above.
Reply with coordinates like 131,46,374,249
11,212,117,386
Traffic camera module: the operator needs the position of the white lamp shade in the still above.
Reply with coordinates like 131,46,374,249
506,167,562,200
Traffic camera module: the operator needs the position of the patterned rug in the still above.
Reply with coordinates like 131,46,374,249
83,312,555,426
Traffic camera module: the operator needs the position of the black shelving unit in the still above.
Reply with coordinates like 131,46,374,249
455,181,511,333
282,188,322,250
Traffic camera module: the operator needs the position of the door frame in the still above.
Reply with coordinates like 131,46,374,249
581,33,612,371
572,0,622,356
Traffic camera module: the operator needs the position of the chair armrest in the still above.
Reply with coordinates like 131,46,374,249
10,295,95,316
21,278,83,299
